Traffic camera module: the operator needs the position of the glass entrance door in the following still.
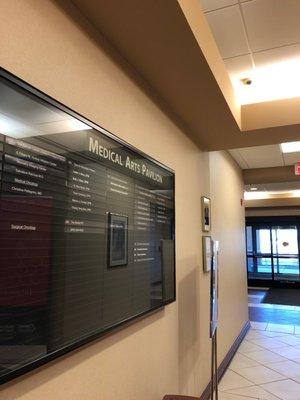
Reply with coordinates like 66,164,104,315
246,222,300,286
255,227,272,280
272,226,300,282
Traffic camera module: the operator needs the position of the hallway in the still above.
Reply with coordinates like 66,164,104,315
2,1,300,399
248,289,300,329
220,322,300,399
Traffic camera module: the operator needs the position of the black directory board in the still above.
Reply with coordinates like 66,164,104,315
0,69,175,383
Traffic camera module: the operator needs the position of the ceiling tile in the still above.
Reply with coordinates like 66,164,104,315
205,5,249,58
263,182,300,191
237,144,284,168
242,0,300,52
199,0,237,13
283,151,300,166
224,54,253,78
229,149,249,169
245,182,300,192
253,43,300,68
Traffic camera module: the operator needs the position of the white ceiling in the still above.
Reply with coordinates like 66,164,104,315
229,144,300,169
200,0,300,104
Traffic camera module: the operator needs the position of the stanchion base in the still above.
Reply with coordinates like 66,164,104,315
163,396,199,400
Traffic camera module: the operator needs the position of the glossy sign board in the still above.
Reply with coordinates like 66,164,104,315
0,69,175,384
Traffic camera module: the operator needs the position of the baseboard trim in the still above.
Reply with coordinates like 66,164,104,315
200,320,251,400
162,320,250,400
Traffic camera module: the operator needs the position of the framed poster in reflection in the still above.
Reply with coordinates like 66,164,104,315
108,213,128,267
201,196,211,232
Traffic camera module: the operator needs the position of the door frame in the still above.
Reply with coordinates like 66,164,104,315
246,216,300,288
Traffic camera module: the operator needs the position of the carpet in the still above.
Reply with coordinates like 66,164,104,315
262,288,300,306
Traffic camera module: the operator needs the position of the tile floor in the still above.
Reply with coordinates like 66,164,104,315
248,289,300,328
219,321,300,399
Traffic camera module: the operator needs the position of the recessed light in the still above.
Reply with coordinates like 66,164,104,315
281,141,300,153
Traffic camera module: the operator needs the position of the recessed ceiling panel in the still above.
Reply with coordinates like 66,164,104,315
236,144,284,168
253,43,300,69
263,182,300,191
242,0,300,52
199,0,237,13
283,151,300,166
205,5,249,58
224,54,253,78
229,148,249,169
245,182,300,192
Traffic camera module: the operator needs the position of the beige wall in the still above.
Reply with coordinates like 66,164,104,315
0,1,248,399
209,152,248,356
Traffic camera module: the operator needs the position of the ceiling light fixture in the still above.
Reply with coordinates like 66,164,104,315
250,187,258,191
244,191,269,200
232,57,300,104
244,189,300,200
280,141,300,153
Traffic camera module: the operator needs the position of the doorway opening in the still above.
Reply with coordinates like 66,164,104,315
246,216,300,288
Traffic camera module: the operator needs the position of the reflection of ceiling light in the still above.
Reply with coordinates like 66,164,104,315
67,118,92,131
281,141,300,153
250,187,257,191
0,113,92,139
0,119,10,132
0,114,36,137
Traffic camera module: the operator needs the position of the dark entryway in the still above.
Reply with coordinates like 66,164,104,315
246,216,300,288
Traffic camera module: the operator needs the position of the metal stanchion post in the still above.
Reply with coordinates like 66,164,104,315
214,329,219,400
210,329,219,400
210,332,215,400
209,239,219,400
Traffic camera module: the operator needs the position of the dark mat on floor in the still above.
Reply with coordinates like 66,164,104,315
263,288,300,306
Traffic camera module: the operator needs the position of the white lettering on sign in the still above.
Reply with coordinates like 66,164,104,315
88,136,163,184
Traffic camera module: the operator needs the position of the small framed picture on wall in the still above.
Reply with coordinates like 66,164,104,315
108,213,128,267
201,196,211,232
